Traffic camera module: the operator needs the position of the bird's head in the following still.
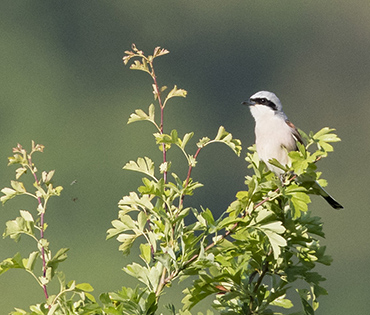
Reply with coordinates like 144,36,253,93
243,91,284,120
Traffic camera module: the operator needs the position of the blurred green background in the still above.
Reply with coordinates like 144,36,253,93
0,1,369,314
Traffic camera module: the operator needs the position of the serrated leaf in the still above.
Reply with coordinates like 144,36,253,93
259,221,287,260
128,104,157,129
123,157,157,181
203,126,242,156
119,214,136,230
197,137,211,148
163,85,187,107
130,59,150,73
313,127,337,140
152,46,170,58
154,130,181,148
260,221,286,234
106,219,127,239
118,192,154,213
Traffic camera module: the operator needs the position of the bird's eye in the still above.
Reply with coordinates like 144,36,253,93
261,98,267,103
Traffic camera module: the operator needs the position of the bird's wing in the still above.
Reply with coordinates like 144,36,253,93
285,120,304,146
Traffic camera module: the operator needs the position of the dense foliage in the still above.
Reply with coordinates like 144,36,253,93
0,45,340,314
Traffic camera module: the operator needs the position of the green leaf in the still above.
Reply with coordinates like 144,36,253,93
0,253,25,275
154,130,181,149
123,157,157,181
15,167,27,179
11,180,26,193
137,211,147,231
129,58,150,73
47,248,69,278
20,210,34,222
127,104,157,129
259,221,287,260
313,127,340,142
180,132,194,150
119,214,137,230
3,215,35,241
117,233,138,255
285,184,311,218
206,126,242,156
10,308,30,315
118,192,154,214
75,282,94,292
197,137,211,148
0,187,18,204
159,161,171,174
270,294,293,309
140,243,152,265
268,158,288,173
41,170,55,184
123,262,163,292
152,46,170,58
23,251,39,271
163,85,187,107
8,153,27,166
297,289,315,315
106,220,127,239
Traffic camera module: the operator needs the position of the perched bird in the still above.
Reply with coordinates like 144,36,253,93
244,90,343,209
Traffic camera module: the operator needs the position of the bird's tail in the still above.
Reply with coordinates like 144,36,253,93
312,181,343,210
322,195,343,209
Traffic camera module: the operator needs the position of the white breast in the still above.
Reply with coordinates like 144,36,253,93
250,106,296,174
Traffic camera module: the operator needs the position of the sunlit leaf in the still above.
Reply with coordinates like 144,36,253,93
163,85,187,107
123,157,157,181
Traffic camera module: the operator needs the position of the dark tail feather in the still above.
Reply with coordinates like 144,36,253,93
311,181,343,210
323,195,343,210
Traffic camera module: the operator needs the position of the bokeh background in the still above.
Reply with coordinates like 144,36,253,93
0,1,368,314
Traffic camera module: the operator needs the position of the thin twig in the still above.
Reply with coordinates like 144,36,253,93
155,267,167,297
179,147,202,208
28,156,49,302
150,62,167,183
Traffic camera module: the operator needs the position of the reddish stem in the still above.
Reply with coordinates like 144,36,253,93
29,157,49,301
150,64,167,183
179,147,202,208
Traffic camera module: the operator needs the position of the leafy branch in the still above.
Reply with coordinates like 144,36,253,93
107,44,340,315
124,44,187,184
1,142,101,314
0,44,341,315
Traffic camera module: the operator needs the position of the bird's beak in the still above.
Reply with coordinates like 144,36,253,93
242,99,255,106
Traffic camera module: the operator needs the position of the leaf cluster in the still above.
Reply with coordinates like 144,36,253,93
0,143,99,314
103,45,341,314
0,45,341,315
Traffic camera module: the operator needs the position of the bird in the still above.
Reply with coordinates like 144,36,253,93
244,90,343,209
